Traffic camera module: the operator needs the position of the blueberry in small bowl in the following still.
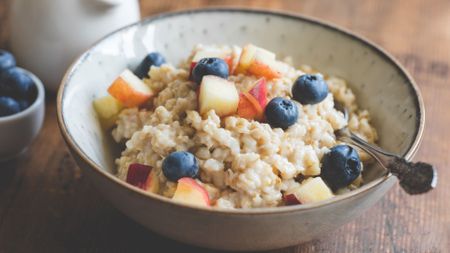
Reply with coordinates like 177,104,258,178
17,99,30,111
0,49,16,72
0,96,21,117
0,67,37,102
0,63,45,160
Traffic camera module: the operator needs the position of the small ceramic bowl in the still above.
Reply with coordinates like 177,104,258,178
57,8,424,251
0,68,45,160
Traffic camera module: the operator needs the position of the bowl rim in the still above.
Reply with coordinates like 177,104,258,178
0,67,45,123
57,7,425,215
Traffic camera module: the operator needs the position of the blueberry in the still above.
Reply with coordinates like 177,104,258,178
321,144,361,191
292,74,329,105
0,96,21,117
162,151,199,182
264,97,299,129
0,68,37,100
17,99,30,111
134,52,166,79
191,57,229,85
0,50,16,73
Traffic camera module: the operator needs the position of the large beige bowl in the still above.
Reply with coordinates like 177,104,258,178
57,8,424,251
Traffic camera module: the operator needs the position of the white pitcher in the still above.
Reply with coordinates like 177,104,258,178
9,0,140,91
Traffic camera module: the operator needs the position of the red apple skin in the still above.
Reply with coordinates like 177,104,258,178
108,77,147,107
237,92,263,120
247,60,281,80
237,93,256,119
242,92,264,119
283,193,302,205
126,163,152,189
224,55,233,72
107,72,153,108
189,62,197,80
248,78,268,110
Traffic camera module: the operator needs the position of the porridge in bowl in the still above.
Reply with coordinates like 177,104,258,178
93,44,377,209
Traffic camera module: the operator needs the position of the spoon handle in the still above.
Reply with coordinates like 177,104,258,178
338,130,437,194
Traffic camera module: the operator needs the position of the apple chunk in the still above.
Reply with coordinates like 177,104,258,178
125,163,159,193
237,78,268,121
237,92,263,120
283,193,301,205
126,163,151,189
107,69,154,107
247,60,281,80
235,44,280,80
198,75,239,117
93,95,123,129
172,178,210,207
294,177,334,204
248,78,268,110
235,44,275,73
145,169,159,193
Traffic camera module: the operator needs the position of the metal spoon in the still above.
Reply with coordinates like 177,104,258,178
334,102,437,194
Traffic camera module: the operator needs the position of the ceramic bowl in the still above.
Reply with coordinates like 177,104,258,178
0,68,45,161
57,8,424,251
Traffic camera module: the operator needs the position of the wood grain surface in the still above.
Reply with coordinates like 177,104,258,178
0,0,449,252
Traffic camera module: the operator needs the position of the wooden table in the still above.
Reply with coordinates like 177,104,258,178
1,1,449,252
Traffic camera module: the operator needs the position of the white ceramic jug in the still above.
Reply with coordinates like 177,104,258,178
9,0,140,91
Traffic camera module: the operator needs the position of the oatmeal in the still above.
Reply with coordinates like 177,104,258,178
93,44,377,209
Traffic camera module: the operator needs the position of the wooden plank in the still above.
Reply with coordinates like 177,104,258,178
0,0,448,252
0,0,9,48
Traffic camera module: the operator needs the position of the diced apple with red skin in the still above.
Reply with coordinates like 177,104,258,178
107,69,154,108
189,50,233,78
247,60,280,80
235,44,281,80
93,95,123,129
236,78,268,121
237,92,263,121
223,55,233,72
126,163,159,193
248,78,268,110
126,163,151,189
172,177,210,207
235,44,274,73
198,75,239,117
283,193,301,205
286,177,334,204
189,62,197,79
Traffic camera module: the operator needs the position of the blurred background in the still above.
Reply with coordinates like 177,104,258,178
2,0,449,92
0,0,448,252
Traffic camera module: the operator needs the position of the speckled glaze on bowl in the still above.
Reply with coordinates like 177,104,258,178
57,8,424,251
